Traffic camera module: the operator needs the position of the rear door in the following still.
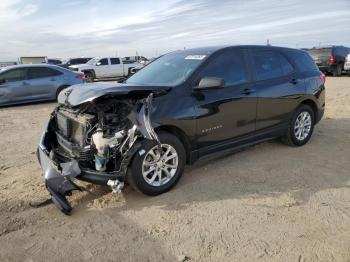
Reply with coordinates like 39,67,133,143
0,68,30,104
193,48,257,153
27,67,63,99
110,58,124,77
249,48,305,130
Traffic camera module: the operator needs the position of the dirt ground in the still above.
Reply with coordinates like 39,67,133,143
0,77,349,262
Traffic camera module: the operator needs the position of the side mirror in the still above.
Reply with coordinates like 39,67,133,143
194,77,225,91
96,62,102,66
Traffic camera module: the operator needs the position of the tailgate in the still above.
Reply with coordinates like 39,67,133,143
308,48,332,66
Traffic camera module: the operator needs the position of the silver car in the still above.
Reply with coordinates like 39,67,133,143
0,64,85,106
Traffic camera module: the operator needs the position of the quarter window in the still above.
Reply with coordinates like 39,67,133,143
0,68,26,82
27,67,62,79
288,51,318,72
198,50,248,86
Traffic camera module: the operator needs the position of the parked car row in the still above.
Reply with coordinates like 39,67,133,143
0,64,85,106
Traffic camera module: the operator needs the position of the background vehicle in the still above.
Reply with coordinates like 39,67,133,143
48,59,63,65
58,57,93,69
69,57,143,80
308,46,350,76
123,56,149,65
0,64,84,106
37,45,325,214
19,56,47,64
344,54,350,76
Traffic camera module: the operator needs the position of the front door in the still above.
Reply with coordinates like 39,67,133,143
0,68,30,105
193,48,257,155
94,58,110,78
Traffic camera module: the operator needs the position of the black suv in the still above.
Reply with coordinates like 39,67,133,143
37,45,325,214
308,46,350,76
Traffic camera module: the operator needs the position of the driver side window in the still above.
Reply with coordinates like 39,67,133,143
0,68,26,82
98,58,109,65
197,49,248,87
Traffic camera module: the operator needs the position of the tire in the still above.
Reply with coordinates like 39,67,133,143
127,67,134,76
128,132,186,196
56,85,69,100
84,71,95,82
332,64,342,77
282,105,315,147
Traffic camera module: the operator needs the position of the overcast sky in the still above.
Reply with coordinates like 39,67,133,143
1,0,350,61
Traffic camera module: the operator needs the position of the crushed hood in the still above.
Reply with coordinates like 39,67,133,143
58,82,170,107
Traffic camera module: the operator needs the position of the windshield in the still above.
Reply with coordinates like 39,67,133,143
126,52,207,86
86,58,99,65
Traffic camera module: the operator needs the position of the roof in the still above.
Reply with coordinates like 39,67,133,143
0,63,63,71
169,45,304,55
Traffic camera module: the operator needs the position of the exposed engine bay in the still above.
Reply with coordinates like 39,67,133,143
38,93,160,214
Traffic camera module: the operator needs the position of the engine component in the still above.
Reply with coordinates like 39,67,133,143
92,128,109,171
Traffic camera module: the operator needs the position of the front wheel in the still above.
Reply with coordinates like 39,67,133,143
84,71,95,82
282,105,315,146
128,132,186,196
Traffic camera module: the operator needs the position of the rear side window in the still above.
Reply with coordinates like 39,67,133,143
110,58,120,64
287,51,318,72
28,67,62,79
0,68,26,82
252,50,291,81
198,49,248,86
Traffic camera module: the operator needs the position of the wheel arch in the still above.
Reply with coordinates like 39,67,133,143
300,99,318,121
155,125,192,164
56,84,70,99
81,69,96,77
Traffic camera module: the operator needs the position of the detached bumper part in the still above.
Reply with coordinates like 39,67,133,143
37,147,81,215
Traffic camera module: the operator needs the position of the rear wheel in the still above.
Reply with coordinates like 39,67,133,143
332,64,342,77
282,105,315,146
127,67,134,76
128,132,186,196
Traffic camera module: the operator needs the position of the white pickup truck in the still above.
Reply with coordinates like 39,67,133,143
69,57,143,80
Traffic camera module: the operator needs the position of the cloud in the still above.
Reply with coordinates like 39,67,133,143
0,0,350,60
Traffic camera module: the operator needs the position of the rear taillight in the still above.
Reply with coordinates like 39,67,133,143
320,73,326,84
329,55,334,65
76,74,85,79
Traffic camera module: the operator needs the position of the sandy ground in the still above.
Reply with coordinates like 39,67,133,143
0,77,350,262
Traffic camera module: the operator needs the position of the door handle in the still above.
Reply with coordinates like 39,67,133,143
290,79,298,85
241,88,255,95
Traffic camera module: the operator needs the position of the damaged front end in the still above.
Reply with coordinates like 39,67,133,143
37,92,160,214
